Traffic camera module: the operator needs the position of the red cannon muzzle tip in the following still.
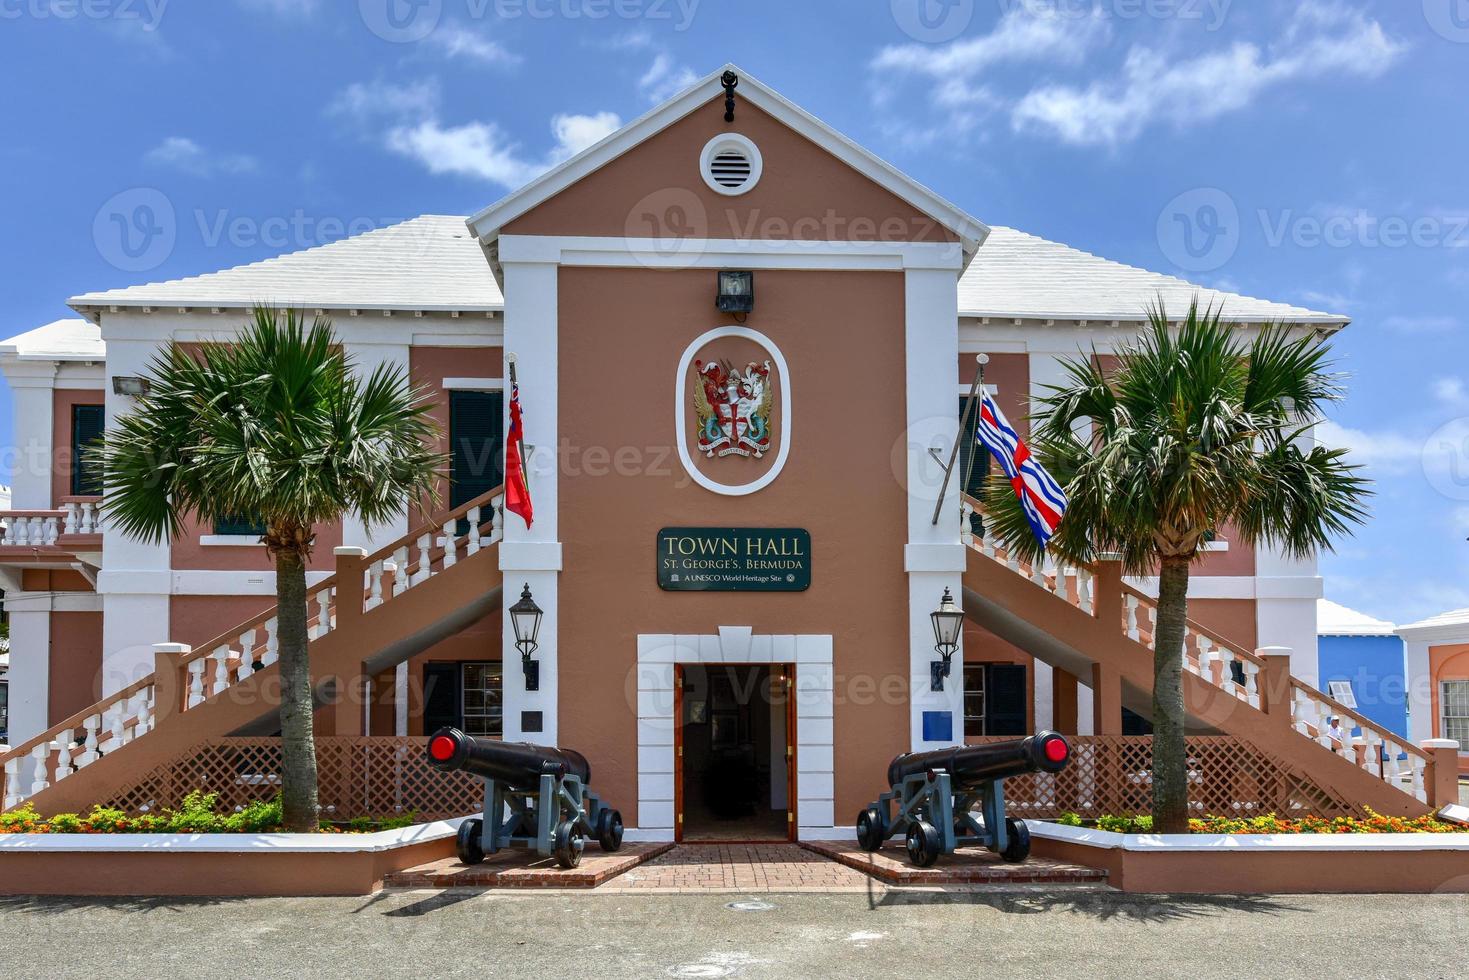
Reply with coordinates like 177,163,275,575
429,735,458,762
1042,737,1069,764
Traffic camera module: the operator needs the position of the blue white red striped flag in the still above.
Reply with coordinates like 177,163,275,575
974,390,1068,547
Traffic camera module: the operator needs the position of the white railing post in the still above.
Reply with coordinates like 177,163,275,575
211,645,232,696
392,547,410,596
467,507,482,555
186,659,206,708
62,504,78,535
238,630,256,681
262,618,279,668
1077,568,1092,614
29,743,51,797
1125,595,1140,641
77,716,100,769
3,756,21,809
53,729,75,782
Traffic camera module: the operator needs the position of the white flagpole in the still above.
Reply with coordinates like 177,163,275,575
931,354,989,526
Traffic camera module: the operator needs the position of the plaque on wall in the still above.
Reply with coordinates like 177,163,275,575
657,527,811,592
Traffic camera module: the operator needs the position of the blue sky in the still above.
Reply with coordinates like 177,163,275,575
1,0,1466,624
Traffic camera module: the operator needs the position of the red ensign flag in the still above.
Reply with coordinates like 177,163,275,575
505,381,533,528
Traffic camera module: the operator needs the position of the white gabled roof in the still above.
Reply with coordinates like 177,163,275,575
466,64,988,262
1398,608,1469,636
963,227,1348,327
0,319,105,361
1317,599,1395,636
68,216,504,319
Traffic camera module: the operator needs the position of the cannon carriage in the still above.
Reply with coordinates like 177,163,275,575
856,731,1071,867
426,728,624,869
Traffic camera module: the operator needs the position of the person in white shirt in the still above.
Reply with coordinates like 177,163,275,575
1326,717,1346,747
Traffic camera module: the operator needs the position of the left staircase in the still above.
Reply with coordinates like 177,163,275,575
1,487,506,815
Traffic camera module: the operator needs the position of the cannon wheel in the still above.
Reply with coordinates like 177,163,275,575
554,819,586,869
456,818,486,866
1000,818,1031,863
905,820,942,868
596,808,625,852
855,807,886,852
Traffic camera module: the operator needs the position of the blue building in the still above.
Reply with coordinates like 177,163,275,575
1316,599,1408,739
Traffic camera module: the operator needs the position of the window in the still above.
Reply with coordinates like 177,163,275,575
963,663,1027,737
958,396,992,497
1442,680,1469,748
461,662,504,738
70,404,105,496
422,661,503,738
449,390,504,535
963,664,986,737
214,515,267,536
0,677,8,743
1328,680,1358,709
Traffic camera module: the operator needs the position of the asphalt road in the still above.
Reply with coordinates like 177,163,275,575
0,888,1463,978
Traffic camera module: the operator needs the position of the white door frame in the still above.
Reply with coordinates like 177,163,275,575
632,628,839,841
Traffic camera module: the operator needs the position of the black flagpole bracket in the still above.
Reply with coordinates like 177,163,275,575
721,70,739,122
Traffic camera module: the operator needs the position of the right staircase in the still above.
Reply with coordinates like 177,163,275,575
959,495,1455,818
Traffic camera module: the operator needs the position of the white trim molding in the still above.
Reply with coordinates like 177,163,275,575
635,630,835,840
674,326,792,497
442,377,504,391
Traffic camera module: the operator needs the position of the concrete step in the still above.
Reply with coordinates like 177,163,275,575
802,841,1110,887
384,841,673,889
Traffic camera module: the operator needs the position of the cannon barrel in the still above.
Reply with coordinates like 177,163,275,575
886,731,1070,788
426,728,592,791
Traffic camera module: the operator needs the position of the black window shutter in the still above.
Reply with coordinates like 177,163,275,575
214,514,267,536
449,391,505,509
422,662,461,734
71,404,105,496
985,664,1028,736
958,396,992,497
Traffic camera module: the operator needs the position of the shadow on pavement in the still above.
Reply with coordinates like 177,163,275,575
0,895,243,916
873,889,1311,922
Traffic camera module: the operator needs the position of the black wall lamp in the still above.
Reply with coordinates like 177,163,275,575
509,583,544,692
930,587,964,691
717,270,754,314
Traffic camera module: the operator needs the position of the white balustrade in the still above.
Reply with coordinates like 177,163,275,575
392,547,410,596
442,531,458,569
1052,563,1068,599
467,507,484,555
1125,595,1140,642
187,659,206,709
366,561,386,610
262,618,279,667
1077,569,1092,614
78,716,100,768
412,534,432,586
3,756,21,810
1241,661,1260,709
108,709,125,755
134,690,153,737
238,630,256,680
212,645,232,695
29,744,50,797
53,729,74,783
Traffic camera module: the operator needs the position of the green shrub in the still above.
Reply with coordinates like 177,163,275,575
48,813,83,834
0,791,426,835
1057,812,1083,827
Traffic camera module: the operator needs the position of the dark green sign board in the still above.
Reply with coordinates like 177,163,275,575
658,528,811,592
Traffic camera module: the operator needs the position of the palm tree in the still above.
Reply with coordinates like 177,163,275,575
982,300,1369,832
97,307,443,831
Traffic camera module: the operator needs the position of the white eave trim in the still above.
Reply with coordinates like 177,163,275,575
960,310,1351,328
68,299,503,323
466,63,987,264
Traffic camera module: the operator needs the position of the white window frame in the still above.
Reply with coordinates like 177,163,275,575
460,662,504,739
1328,679,1358,709
1441,680,1469,751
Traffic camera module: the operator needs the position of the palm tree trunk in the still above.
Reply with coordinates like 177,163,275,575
1151,555,1192,833
276,549,319,832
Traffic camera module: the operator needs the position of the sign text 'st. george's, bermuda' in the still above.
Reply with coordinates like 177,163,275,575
657,528,811,592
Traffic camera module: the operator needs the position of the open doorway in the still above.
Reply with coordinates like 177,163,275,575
676,664,794,842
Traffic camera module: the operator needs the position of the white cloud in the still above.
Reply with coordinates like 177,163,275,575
144,137,258,177
331,78,619,189
1435,378,1469,408
1317,418,1421,475
639,52,699,104
427,24,521,67
237,0,318,16
1383,314,1458,333
1012,5,1405,147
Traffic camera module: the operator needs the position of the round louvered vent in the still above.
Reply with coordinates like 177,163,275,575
700,134,763,196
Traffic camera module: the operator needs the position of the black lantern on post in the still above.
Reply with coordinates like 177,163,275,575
716,270,754,314
509,583,544,692
930,587,964,691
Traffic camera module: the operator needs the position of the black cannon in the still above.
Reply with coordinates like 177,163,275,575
427,728,624,869
855,731,1070,867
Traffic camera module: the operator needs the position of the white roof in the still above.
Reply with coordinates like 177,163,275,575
1399,608,1469,634
1317,599,1395,636
467,64,988,263
62,217,1345,332
962,227,1346,326
68,216,503,317
0,319,105,360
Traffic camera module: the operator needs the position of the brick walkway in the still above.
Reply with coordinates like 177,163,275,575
603,843,876,893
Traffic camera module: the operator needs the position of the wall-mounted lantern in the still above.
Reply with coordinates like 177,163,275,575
716,270,754,314
930,587,964,691
112,376,151,397
509,583,544,692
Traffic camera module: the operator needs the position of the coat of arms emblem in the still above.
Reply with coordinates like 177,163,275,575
693,359,774,459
